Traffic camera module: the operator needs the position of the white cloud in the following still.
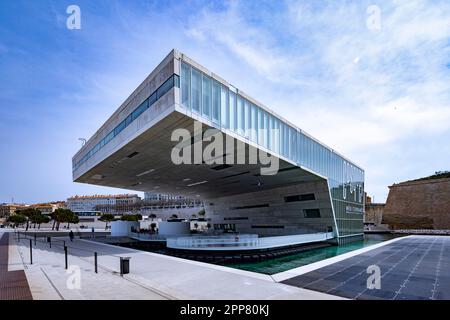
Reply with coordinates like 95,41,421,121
185,0,450,201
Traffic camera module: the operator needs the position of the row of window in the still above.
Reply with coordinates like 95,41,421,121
180,62,364,187
73,74,179,171
284,193,316,202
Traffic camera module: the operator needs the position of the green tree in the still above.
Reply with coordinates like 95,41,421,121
51,208,66,231
65,210,79,229
51,209,78,231
15,208,41,231
198,208,205,217
99,213,115,230
149,213,157,220
120,214,142,222
150,222,157,233
7,214,27,227
169,214,178,220
31,213,51,229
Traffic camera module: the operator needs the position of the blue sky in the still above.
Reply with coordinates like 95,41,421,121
0,0,449,204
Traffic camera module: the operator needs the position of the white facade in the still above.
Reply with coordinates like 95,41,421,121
67,194,141,212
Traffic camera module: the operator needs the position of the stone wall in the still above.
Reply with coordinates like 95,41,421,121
383,177,450,229
364,203,385,225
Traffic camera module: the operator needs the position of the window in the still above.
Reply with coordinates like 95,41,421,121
258,108,265,146
251,104,257,142
132,99,149,121
74,74,178,172
202,75,211,118
156,75,174,99
244,100,251,138
224,217,248,221
181,62,190,108
251,225,284,229
212,81,220,123
237,95,244,136
191,68,201,113
114,119,126,136
221,86,228,128
230,204,269,210
284,193,315,202
303,209,321,218
229,91,236,130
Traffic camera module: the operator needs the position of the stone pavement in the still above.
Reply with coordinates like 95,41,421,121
282,236,450,300
0,231,32,300
12,232,342,300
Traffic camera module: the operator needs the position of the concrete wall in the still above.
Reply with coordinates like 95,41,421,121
206,180,335,236
383,177,450,229
364,203,385,225
111,221,140,236
158,221,190,235
140,206,203,220
73,50,177,180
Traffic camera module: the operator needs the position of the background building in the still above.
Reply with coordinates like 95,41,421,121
67,194,141,215
0,203,29,224
383,172,450,230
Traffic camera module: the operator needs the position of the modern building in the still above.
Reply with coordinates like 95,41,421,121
67,194,141,215
72,49,364,247
383,172,450,230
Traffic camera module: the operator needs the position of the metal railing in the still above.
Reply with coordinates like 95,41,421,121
14,230,130,276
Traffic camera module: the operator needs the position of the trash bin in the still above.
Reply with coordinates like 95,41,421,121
120,257,130,275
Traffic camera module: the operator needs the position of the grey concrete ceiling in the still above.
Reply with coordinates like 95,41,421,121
75,111,323,200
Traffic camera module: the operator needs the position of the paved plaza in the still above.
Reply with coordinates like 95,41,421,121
2,230,340,300
282,236,450,300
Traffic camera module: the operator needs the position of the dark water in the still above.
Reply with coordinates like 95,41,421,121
222,233,404,275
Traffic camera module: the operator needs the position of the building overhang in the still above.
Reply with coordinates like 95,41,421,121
74,110,325,199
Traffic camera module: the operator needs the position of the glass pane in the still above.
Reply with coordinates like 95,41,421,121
244,100,251,139
251,104,257,142
212,81,220,123
191,68,201,113
202,75,211,118
181,62,190,109
221,86,228,128
237,96,244,136
229,91,236,130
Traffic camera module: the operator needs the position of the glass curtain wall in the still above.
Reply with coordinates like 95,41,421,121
180,61,364,239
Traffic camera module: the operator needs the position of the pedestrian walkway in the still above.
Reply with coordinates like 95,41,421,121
0,231,32,300
281,236,450,300
13,232,342,300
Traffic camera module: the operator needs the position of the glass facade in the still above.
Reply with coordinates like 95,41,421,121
180,61,364,240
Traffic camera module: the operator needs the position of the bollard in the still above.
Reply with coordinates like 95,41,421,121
47,237,51,248
34,233,37,245
94,252,98,273
29,239,33,265
64,246,68,269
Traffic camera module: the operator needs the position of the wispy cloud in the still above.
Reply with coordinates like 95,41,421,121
186,0,450,200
